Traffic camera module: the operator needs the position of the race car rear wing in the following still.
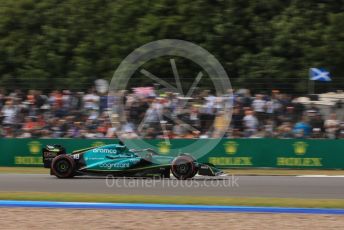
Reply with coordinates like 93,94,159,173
42,145,66,168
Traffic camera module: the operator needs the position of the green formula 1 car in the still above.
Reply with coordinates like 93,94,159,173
42,141,223,179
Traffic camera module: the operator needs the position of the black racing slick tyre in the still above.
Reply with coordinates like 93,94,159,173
51,154,76,178
171,155,197,180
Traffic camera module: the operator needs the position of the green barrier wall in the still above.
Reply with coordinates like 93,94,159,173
0,139,343,169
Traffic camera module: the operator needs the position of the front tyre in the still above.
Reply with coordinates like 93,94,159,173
51,154,76,178
171,155,197,180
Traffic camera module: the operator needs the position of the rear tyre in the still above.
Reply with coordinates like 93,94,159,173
171,155,197,180
51,154,76,178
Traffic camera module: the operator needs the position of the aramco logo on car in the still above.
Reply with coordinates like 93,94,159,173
92,148,117,154
208,141,252,166
14,141,43,165
276,141,322,167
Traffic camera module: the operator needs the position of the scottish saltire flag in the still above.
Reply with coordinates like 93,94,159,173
309,68,332,81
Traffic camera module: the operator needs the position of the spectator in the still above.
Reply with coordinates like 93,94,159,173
22,117,37,132
231,107,243,131
83,88,99,111
338,122,344,139
277,122,293,138
242,110,259,137
310,114,324,134
0,87,342,139
293,116,312,138
252,94,266,121
324,113,339,139
1,100,17,127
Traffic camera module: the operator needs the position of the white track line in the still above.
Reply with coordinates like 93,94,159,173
296,175,344,178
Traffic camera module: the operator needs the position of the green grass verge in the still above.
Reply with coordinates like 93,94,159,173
1,167,344,176
0,192,343,208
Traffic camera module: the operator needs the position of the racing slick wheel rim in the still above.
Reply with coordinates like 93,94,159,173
57,160,70,173
51,155,76,178
171,155,197,180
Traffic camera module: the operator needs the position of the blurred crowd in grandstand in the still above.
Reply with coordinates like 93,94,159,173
0,88,343,139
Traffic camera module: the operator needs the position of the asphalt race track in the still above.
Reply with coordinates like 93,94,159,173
0,174,343,199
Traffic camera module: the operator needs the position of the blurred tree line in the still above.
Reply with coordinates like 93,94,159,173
0,0,343,93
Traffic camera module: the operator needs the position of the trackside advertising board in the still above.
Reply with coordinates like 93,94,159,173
0,139,343,169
